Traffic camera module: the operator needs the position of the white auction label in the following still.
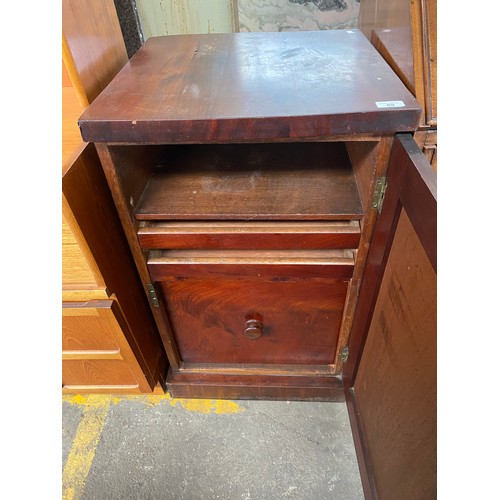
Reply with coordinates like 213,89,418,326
375,101,406,108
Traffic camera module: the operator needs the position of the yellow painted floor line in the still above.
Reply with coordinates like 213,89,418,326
63,393,245,414
62,393,245,498
62,396,112,500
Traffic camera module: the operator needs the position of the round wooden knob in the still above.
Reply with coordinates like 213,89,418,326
244,319,263,339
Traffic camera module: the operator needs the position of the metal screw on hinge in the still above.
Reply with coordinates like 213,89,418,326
371,176,387,213
147,284,159,307
339,346,349,363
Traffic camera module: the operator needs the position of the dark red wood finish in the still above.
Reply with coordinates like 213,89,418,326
157,276,349,365
345,389,378,500
344,134,437,500
83,30,424,402
137,221,361,250
167,372,345,401
344,133,436,387
78,30,421,143
147,249,354,280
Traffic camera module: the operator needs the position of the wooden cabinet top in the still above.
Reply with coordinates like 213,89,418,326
78,30,421,143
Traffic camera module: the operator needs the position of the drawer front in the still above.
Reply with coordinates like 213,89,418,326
149,250,353,366
62,300,151,393
62,359,138,388
138,221,360,250
148,249,355,280
62,300,121,352
157,276,348,365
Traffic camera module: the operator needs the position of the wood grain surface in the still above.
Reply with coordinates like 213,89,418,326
62,301,119,352
134,142,363,221
62,210,102,289
95,143,184,372
62,359,139,388
138,221,360,250
63,143,168,389
158,276,349,365
358,0,436,129
167,371,345,401
354,209,436,500
343,134,436,499
148,249,354,280
372,28,415,94
79,30,421,143
62,300,150,392
62,0,128,105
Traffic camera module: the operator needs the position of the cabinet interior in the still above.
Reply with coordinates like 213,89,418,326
107,140,380,225
104,138,382,379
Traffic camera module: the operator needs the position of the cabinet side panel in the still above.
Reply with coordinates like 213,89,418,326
62,0,128,104
97,143,182,370
353,209,436,500
62,203,104,290
64,144,168,389
358,0,411,39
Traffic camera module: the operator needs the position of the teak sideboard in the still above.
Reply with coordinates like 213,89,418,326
78,30,431,403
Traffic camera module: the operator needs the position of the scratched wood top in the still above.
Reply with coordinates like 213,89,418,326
78,30,421,143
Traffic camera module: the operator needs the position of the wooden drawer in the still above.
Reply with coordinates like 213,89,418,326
63,300,122,352
148,250,354,365
62,359,139,389
148,249,355,280
62,300,150,393
138,221,361,250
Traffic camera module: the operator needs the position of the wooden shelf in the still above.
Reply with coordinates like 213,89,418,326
134,142,363,221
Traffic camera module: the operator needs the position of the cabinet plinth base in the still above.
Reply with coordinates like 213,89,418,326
166,369,345,402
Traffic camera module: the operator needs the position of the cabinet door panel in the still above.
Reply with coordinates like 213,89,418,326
344,134,436,500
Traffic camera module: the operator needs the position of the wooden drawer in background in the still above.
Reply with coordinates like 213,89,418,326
62,359,139,390
62,300,150,393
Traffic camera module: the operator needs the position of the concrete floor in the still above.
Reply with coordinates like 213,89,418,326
62,393,364,499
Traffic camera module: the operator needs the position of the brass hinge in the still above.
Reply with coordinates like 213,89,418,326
339,346,349,363
146,284,159,307
371,176,387,214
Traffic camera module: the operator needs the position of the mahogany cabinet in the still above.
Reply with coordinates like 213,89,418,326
62,0,168,393
78,29,423,401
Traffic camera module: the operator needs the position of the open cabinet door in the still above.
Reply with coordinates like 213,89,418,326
343,134,437,499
